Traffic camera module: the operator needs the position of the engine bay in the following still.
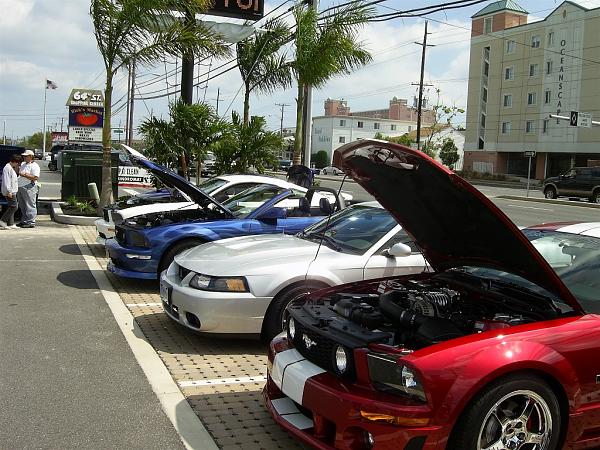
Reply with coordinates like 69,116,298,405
291,272,565,351
124,206,227,229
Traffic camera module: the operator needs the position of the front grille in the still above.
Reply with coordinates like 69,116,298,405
115,226,126,245
293,321,339,375
103,208,110,222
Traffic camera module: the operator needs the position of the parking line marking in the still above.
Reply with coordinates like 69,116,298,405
71,226,218,450
179,376,267,388
506,204,553,211
126,302,163,307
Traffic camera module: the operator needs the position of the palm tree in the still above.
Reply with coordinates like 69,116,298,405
90,0,230,208
291,2,374,165
236,18,293,126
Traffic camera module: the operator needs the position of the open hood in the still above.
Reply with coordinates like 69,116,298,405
132,157,232,217
333,140,580,311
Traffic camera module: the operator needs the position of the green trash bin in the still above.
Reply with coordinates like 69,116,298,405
61,150,119,201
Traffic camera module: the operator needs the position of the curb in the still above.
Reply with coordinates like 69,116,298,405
496,195,600,209
50,202,99,225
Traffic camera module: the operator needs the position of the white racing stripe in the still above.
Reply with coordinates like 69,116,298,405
271,397,314,430
272,348,326,405
178,375,267,388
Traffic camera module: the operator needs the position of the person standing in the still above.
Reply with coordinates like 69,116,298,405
17,149,40,228
0,155,21,229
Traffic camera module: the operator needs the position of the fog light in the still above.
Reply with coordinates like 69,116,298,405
125,254,151,260
334,346,348,374
288,317,296,340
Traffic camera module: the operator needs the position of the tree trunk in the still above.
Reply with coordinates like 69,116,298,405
99,69,114,212
243,84,251,127
179,153,188,179
293,83,304,166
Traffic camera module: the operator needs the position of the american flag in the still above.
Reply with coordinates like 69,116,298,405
46,79,58,90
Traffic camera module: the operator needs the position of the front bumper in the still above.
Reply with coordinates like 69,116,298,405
95,218,115,242
159,266,271,334
105,238,157,280
264,337,446,450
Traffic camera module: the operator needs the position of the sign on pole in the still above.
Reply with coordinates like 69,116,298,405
524,151,536,158
207,0,264,20
570,111,578,126
578,112,593,128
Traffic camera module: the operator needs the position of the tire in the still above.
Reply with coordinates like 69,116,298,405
158,239,205,275
589,189,600,204
262,282,328,341
449,374,562,450
322,169,327,175
544,186,557,199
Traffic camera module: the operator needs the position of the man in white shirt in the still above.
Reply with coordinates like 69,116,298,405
0,154,21,229
17,149,40,228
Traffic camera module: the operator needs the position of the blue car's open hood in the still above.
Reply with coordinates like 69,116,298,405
132,157,233,217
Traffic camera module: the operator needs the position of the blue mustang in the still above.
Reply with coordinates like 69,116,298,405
106,164,344,280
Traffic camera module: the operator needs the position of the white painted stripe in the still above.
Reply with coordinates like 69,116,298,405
71,227,218,450
126,302,163,308
506,204,553,211
178,375,267,388
271,348,326,405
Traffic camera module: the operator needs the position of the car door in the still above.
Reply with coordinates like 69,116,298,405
363,227,426,280
574,168,593,197
558,168,578,196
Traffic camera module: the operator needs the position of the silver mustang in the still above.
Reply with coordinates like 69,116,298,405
159,202,427,339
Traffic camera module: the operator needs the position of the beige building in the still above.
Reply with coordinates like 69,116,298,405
464,0,600,179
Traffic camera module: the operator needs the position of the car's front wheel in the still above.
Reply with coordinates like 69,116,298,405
544,186,557,199
449,375,562,450
158,239,206,275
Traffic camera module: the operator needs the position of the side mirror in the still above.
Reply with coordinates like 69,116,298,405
258,207,287,220
385,242,412,258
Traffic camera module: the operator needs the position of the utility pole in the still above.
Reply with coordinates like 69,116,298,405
181,11,195,105
213,88,223,115
276,103,289,136
128,60,136,146
413,21,434,150
125,61,132,141
60,117,64,133
302,0,318,167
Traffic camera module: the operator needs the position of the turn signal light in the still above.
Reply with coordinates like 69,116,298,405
359,411,429,427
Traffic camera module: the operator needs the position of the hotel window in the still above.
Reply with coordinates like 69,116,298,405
506,40,516,54
531,35,541,48
503,94,512,107
546,60,553,75
544,90,551,104
529,64,538,77
484,17,492,34
482,86,488,102
481,114,486,127
374,122,380,130
339,119,346,126
526,120,535,133
505,67,514,80
527,92,537,105
548,32,555,47
501,122,511,134
338,136,346,143
390,124,397,131
357,121,364,128
543,119,549,133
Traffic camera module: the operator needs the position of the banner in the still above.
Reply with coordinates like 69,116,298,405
51,132,68,144
118,166,153,188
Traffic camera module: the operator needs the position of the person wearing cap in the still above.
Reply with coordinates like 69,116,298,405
0,154,21,229
17,149,41,228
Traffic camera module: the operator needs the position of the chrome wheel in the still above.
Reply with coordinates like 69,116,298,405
477,390,552,450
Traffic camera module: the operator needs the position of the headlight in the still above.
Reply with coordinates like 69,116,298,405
129,230,149,248
334,345,349,375
189,273,248,292
367,354,427,402
112,212,124,225
288,317,296,340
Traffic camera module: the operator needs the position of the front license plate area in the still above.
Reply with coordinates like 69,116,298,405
160,282,172,306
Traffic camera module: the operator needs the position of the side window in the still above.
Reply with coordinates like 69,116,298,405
212,183,258,202
378,229,419,254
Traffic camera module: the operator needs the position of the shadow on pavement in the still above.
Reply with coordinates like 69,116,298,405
59,244,83,256
57,270,98,290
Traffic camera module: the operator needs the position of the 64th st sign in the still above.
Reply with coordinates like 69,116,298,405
208,0,263,20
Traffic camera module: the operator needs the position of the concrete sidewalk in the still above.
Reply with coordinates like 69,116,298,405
0,217,184,450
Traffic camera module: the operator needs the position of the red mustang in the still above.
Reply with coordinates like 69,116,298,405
264,140,600,450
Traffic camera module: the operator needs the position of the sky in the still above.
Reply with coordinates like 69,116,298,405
2,0,600,143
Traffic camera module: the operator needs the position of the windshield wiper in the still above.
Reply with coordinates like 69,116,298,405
307,232,343,252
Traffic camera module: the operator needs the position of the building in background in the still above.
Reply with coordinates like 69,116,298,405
312,98,435,163
464,0,600,179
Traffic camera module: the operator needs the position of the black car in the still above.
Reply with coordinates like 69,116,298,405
543,166,600,203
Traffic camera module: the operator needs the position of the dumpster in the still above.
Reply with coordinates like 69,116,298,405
61,150,119,201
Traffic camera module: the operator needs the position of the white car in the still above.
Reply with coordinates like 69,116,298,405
95,162,309,244
321,166,344,176
159,202,426,339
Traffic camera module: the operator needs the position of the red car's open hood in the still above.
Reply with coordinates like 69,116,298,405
333,140,581,311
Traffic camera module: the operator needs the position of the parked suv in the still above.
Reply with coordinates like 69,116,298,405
543,166,600,203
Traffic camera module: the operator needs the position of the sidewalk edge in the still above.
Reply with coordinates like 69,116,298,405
51,202,98,226
70,226,219,450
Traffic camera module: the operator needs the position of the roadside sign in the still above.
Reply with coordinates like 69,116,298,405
207,0,264,20
579,112,593,128
524,151,536,157
66,89,104,107
68,126,102,142
570,111,578,126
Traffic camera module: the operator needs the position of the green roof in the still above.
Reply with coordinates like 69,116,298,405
472,0,528,18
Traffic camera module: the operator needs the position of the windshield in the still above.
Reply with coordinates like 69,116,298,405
523,229,600,312
222,184,287,218
300,205,397,255
199,177,227,195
